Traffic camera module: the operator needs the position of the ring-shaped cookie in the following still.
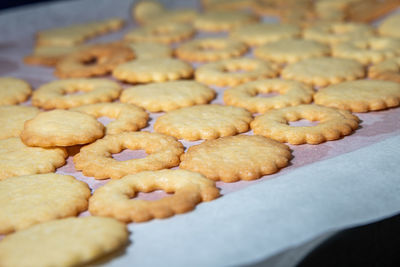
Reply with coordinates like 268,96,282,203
224,79,314,113
251,104,360,145
195,58,279,87
71,103,149,135
89,169,220,222
369,56,400,82
0,77,32,106
32,78,121,109
54,43,134,78
73,132,184,179
175,38,248,63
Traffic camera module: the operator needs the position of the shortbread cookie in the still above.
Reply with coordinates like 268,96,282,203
332,37,400,65
0,137,67,180
127,42,173,59
0,216,128,267
112,58,193,83
32,78,121,109
21,110,104,147
195,58,279,87
369,57,400,82
194,10,258,32
120,81,216,112
0,105,41,140
378,13,400,38
251,104,360,145
74,132,184,179
254,39,331,64
132,0,165,24
180,135,291,182
0,173,90,234
154,104,253,141
175,38,248,63
54,43,134,78
314,80,400,112
24,45,83,66
230,23,301,46
303,22,375,46
149,9,198,24
224,79,314,113
89,169,220,222
281,57,365,87
0,77,31,105
71,103,149,135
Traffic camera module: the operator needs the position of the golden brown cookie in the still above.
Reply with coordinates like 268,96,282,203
251,104,360,145
120,81,216,112
127,42,173,59
369,56,400,82
21,110,104,147
0,105,41,140
194,10,258,32
180,135,291,182
89,169,220,222
0,173,90,234
0,77,32,106
154,104,253,141
24,45,83,67
314,80,400,112
73,132,184,179
378,12,400,38
224,79,314,113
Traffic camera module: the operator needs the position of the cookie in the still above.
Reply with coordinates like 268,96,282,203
0,216,128,267
0,173,90,234
180,135,291,182
124,22,195,44
195,57,279,87
154,104,253,141
0,77,32,106
71,103,149,135
254,39,331,64
0,105,41,140
32,78,121,109
132,0,165,24
378,13,400,38
175,38,248,63
224,79,314,113
54,43,135,78
281,57,365,87
127,42,173,59
314,80,400,112
332,37,400,65
230,23,301,47
369,56,400,82
89,169,220,222
0,137,67,180
73,132,184,179
251,104,360,145
21,110,104,147
24,45,83,67
120,81,216,112
194,10,258,32
112,58,193,83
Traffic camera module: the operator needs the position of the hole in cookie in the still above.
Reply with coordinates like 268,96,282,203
112,149,148,161
257,92,280,98
82,56,99,66
97,116,115,126
63,90,85,96
135,190,173,201
289,119,319,127
222,66,253,73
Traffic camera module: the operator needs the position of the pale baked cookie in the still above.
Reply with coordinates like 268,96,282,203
0,105,40,140
180,135,291,182
154,104,253,141
303,22,375,46
124,22,195,44
120,81,216,112
32,78,121,109
175,38,248,63
0,137,67,180
314,80,400,112
132,0,165,24
369,56,400,82
0,173,90,234
74,132,184,179
224,79,314,113
194,10,258,32
0,216,128,267
281,57,365,87
21,110,104,147
150,9,198,24
378,13,400,38
251,104,360,145
54,43,135,78
71,103,149,135
0,77,31,106
24,45,83,67
332,37,400,65
230,23,301,47
89,169,220,222
127,42,173,59
112,58,193,83
254,39,331,64
195,58,279,87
